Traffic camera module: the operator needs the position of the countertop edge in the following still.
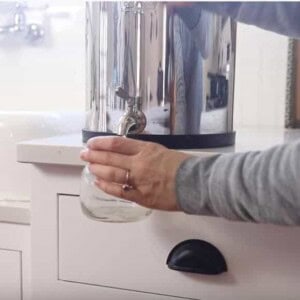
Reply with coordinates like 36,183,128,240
16,129,300,166
0,200,31,225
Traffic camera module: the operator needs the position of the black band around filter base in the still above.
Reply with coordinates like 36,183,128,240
82,129,235,149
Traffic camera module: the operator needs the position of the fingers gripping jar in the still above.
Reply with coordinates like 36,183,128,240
80,165,152,223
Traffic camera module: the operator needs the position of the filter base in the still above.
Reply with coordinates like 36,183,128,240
82,130,235,149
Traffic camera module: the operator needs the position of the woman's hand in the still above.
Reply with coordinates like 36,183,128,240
80,136,192,211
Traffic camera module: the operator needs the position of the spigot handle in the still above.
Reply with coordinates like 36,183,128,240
115,87,130,100
115,86,136,107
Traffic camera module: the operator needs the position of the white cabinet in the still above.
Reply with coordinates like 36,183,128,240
0,221,30,300
0,249,21,300
58,194,300,300
59,195,206,299
30,165,188,300
26,151,300,300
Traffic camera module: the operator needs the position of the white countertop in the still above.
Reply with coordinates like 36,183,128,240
17,128,300,166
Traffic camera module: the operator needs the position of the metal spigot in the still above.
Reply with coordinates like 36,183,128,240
0,3,26,34
115,87,146,136
0,2,45,41
116,2,146,136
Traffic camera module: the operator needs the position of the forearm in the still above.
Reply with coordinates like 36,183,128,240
176,140,300,225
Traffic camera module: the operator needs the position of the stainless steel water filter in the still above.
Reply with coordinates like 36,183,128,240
83,2,236,148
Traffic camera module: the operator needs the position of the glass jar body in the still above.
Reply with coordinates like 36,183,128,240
80,166,152,223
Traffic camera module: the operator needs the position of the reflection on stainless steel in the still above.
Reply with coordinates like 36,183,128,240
85,2,236,136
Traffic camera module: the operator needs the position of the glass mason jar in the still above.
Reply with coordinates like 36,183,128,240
80,165,152,223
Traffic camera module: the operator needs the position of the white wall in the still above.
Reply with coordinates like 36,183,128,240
0,2,85,203
234,23,288,129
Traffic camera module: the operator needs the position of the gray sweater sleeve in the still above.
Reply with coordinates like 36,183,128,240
179,2,300,39
175,3,300,225
176,140,300,225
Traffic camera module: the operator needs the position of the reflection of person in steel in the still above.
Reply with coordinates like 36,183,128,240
150,6,213,135
81,3,300,226
172,7,212,134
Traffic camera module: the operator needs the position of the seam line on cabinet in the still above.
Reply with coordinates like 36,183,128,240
20,251,23,300
59,278,199,300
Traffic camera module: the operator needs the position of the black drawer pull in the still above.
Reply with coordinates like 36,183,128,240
166,239,227,275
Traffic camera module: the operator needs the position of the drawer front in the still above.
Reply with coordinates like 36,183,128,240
58,195,300,300
0,249,21,300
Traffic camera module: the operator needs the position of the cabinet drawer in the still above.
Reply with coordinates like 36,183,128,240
0,249,21,300
58,195,300,300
